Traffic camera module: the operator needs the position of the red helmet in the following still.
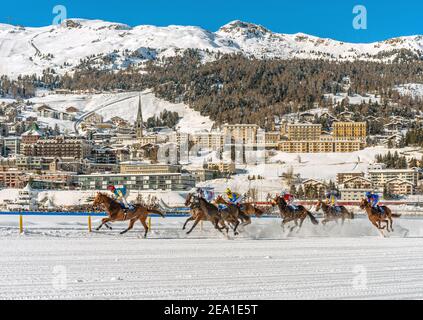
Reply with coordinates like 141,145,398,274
107,185,115,191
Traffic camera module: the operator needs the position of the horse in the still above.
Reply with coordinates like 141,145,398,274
93,192,165,238
272,195,319,232
315,199,354,226
239,202,266,218
184,193,229,235
215,195,252,228
359,198,401,234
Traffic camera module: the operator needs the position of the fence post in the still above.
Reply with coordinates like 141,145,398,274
88,215,92,233
19,215,23,234
148,216,152,232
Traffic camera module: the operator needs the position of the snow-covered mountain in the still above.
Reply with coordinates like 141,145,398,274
1,19,423,78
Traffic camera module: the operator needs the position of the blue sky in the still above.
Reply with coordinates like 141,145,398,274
2,0,423,42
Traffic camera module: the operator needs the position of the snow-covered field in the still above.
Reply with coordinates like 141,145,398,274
1,216,423,300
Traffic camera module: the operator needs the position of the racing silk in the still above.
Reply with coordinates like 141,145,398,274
203,190,214,202
283,193,294,204
113,186,133,210
367,194,379,208
227,192,241,205
113,185,127,199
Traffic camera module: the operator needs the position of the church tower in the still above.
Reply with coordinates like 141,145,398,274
135,95,144,139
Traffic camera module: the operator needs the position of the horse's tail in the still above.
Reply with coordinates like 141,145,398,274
148,209,165,218
391,213,401,218
307,211,319,225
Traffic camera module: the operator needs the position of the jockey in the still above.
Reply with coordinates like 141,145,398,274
107,185,134,211
366,191,381,212
326,190,339,207
281,192,297,210
197,188,214,202
226,188,243,206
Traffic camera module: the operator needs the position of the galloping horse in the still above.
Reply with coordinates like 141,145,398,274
238,202,266,218
215,195,252,228
93,192,165,238
184,193,229,235
315,200,354,225
359,198,401,234
272,195,319,232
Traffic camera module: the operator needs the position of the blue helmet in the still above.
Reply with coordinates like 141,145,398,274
365,192,372,197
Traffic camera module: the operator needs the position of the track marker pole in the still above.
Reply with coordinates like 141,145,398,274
88,216,92,233
19,215,23,234
148,216,152,232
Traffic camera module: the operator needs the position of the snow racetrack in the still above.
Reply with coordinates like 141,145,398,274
1,217,423,300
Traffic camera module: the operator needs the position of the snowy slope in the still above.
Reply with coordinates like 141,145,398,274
1,19,423,78
21,90,214,133
395,83,423,99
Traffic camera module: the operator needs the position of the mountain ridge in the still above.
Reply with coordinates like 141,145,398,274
0,18,422,78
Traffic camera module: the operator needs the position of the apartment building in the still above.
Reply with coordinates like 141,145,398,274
222,124,260,144
336,172,365,185
75,172,196,191
0,169,26,188
287,124,322,141
205,162,236,175
386,179,415,196
120,162,181,175
24,136,91,159
368,168,419,189
333,122,367,141
190,132,224,151
279,139,363,153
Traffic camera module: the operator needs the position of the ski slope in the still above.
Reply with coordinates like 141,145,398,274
1,216,423,300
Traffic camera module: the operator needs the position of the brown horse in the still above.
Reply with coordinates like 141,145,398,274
184,193,229,235
359,198,401,234
272,196,319,232
315,200,354,226
93,192,165,238
215,195,252,229
239,203,266,218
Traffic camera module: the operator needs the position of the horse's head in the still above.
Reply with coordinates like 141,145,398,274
185,193,193,207
315,199,323,212
359,198,369,209
271,195,279,207
93,192,111,207
215,195,225,205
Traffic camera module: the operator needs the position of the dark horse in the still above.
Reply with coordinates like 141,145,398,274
360,198,401,235
315,200,354,225
93,192,165,238
184,193,229,235
272,195,319,232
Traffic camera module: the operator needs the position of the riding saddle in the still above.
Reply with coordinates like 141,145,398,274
288,205,300,212
372,206,385,215
330,206,342,215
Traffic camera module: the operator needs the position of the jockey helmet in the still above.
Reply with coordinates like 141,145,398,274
107,185,115,192
226,188,231,195
365,191,372,198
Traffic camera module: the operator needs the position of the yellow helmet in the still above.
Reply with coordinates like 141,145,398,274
226,188,231,194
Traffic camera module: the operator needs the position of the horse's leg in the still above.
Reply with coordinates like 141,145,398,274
97,218,112,231
121,218,137,235
186,217,201,235
139,217,149,238
183,216,195,230
291,219,299,232
232,219,240,236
